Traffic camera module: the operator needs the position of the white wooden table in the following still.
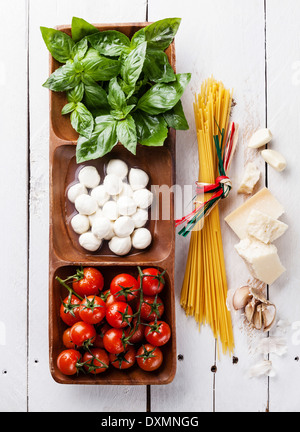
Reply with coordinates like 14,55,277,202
1,0,299,412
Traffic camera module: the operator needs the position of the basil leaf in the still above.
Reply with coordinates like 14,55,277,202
70,102,94,138
163,100,189,130
76,115,118,162
67,82,85,103
71,17,99,43
82,75,109,111
107,77,126,111
133,111,168,146
61,102,76,115
40,27,74,63
42,62,80,92
71,37,88,60
131,18,181,50
143,49,175,83
120,42,147,93
136,73,191,115
88,30,130,56
82,48,120,81
116,115,137,154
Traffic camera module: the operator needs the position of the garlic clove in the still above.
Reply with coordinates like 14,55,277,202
253,303,263,330
262,303,276,332
245,298,256,323
249,287,268,304
232,285,252,310
261,149,287,172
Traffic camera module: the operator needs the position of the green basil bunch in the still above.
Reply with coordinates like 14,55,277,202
41,17,191,162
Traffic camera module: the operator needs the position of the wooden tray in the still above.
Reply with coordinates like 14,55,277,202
49,22,176,385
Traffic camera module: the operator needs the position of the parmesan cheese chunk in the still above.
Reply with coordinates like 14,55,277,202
248,128,272,149
246,209,288,244
237,162,260,194
225,188,284,239
235,238,286,285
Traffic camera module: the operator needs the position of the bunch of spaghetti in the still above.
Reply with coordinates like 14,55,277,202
179,77,238,356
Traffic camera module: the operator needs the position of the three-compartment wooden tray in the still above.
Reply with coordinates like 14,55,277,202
49,22,176,385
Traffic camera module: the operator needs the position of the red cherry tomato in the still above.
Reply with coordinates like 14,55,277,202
110,274,140,302
145,321,171,346
106,301,133,329
82,348,109,374
94,322,111,348
103,328,126,354
60,294,81,326
109,347,136,370
69,321,96,347
125,317,145,344
79,295,106,324
62,327,76,349
138,268,165,296
57,349,81,376
136,344,163,372
72,267,104,297
139,295,164,322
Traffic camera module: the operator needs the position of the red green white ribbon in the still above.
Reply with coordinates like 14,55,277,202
176,122,238,237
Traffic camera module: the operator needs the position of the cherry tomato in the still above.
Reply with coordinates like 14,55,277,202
136,344,163,372
72,267,104,297
82,348,109,374
125,317,145,344
69,321,96,347
62,327,76,349
57,349,81,376
145,320,171,346
94,322,111,348
60,294,81,326
103,328,126,354
139,295,164,322
106,301,133,329
79,295,106,324
138,268,165,296
109,347,136,370
110,273,140,302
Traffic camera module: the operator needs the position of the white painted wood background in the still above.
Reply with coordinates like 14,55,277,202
1,0,299,412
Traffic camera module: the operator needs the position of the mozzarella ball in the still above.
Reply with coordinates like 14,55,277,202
132,228,152,249
75,194,98,215
131,208,148,228
118,182,133,198
91,216,112,239
79,232,102,251
103,174,123,196
106,159,128,179
133,189,153,209
90,184,110,206
102,200,119,220
114,216,135,238
109,236,132,256
103,221,115,240
117,196,137,216
129,168,149,191
67,183,88,203
70,214,90,234
88,207,103,225
78,166,100,189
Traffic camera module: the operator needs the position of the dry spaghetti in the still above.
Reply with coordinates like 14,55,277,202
178,77,238,356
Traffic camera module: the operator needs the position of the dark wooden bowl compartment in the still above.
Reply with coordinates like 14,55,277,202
49,22,176,385
50,265,176,385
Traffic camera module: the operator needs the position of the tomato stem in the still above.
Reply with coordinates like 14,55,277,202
56,276,83,301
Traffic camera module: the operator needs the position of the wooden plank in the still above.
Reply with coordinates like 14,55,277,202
148,0,268,412
0,0,28,412
266,0,300,412
28,0,147,412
